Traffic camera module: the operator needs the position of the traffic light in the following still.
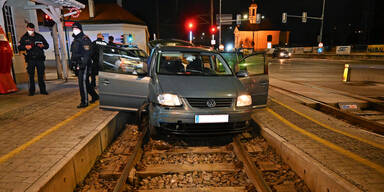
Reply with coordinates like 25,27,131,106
128,34,133,43
210,26,216,34
282,12,287,23
302,12,307,23
256,13,261,24
43,14,55,27
185,20,196,31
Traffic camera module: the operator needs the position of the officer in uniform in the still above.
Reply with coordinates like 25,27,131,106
18,23,49,96
90,33,107,88
108,36,116,46
70,22,98,108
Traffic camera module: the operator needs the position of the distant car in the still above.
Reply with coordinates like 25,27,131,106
272,48,292,58
97,44,269,138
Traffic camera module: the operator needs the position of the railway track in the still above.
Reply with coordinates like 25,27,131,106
270,84,384,135
114,125,269,192
77,115,310,192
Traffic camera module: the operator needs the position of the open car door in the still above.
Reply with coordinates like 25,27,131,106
236,53,269,108
98,45,150,111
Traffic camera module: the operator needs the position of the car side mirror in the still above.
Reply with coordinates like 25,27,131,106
136,69,147,77
236,70,248,77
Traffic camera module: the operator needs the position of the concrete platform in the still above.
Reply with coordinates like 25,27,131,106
253,89,384,192
0,80,128,192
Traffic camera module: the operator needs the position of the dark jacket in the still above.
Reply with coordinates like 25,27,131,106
70,32,92,70
90,38,107,72
18,32,49,61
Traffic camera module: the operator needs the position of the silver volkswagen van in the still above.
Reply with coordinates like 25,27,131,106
98,44,268,138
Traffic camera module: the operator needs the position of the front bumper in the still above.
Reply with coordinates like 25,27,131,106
149,103,252,135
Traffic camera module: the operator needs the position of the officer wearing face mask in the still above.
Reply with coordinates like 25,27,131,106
70,22,98,108
18,23,49,96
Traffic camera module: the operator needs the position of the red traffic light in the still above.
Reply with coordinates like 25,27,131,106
210,26,216,34
44,14,52,20
185,20,196,31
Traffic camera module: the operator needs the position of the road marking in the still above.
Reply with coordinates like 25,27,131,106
270,98,384,150
0,102,99,164
266,108,384,174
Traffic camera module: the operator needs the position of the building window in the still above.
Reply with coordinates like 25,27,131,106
2,5,18,54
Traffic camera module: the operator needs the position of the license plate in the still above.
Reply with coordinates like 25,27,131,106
195,115,229,123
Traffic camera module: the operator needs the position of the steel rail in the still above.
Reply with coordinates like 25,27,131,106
113,121,147,192
270,85,384,135
232,135,272,192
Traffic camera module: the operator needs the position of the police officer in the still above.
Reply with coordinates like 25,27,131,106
70,22,98,108
90,33,107,88
18,23,49,96
108,36,116,46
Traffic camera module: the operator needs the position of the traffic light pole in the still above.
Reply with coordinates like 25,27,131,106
219,0,222,46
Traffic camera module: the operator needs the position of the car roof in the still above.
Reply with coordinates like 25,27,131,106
157,46,214,53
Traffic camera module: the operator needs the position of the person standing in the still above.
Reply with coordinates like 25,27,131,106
70,22,98,108
108,36,116,46
90,33,107,88
18,23,49,96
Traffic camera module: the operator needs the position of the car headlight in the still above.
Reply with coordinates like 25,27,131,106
280,52,284,56
157,93,182,106
288,52,292,56
237,95,252,107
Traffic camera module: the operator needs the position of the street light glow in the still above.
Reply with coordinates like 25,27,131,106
225,43,233,52
243,14,248,19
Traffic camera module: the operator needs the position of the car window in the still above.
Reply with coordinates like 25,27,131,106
239,54,265,75
101,47,146,75
156,51,232,76
221,52,237,71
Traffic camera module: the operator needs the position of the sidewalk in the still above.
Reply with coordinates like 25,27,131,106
0,79,127,192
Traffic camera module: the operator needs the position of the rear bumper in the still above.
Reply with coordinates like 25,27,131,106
149,104,252,135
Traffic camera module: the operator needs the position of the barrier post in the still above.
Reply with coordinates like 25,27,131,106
342,64,350,82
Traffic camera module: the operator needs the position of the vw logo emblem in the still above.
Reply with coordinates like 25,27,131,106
206,99,216,108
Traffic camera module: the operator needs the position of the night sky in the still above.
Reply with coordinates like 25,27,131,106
91,0,383,47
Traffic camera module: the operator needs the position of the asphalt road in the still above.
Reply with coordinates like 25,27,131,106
268,58,384,99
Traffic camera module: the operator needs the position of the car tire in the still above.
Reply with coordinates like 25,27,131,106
149,123,161,140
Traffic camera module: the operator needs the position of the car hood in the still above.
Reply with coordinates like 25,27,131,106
157,75,245,98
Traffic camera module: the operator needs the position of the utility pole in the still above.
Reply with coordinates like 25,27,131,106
219,0,222,45
319,0,326,43
156,0,160,38
210,0,213,26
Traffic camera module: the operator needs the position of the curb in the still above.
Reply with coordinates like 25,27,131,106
254,118,363,192
25,111,129,192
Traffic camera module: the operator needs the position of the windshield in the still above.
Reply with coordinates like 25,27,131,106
157,51,233,76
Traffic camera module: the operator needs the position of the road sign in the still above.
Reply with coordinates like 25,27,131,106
211,39,216,45
282,12,287,23
69,8,80,18
216,14,232,25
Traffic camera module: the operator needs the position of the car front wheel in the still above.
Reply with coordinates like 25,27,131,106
149,123,161,140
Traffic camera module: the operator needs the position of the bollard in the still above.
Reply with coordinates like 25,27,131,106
342,64,350,82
